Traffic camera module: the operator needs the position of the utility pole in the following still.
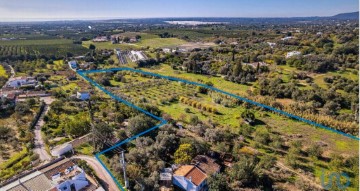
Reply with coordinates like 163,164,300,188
87,99,96,148
120,150,129,188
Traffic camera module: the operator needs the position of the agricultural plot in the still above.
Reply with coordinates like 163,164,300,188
81,68,359,191
0,39,87,58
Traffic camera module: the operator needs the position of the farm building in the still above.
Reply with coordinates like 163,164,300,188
286,51,302,58
76,91,90,101
242,62,268,69
92,36,108,42
191,155,221,176
128,50,147,62
281,36,294,41
6,76,37,88
51,143,73,157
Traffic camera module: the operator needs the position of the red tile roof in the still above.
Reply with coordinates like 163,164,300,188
174,165,207,186
192,155,220,176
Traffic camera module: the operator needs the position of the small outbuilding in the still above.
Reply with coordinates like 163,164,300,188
77,91,90,101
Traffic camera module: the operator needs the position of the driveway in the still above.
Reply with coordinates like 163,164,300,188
72,155,121,191
33,104,52,162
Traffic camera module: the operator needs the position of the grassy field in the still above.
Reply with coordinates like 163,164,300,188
88,70,358,189
82,40,137,50
143,64,251,96
83,36,187,50
93,71,358,155
0,39,73,46
136,37,187,48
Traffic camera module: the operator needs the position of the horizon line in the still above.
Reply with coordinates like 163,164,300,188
0,11,358,23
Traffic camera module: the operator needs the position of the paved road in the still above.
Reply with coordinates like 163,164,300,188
73,155,120,191
33,104,52,162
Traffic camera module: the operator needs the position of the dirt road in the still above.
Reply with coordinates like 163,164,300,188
73,155,121,191
33,104,52,162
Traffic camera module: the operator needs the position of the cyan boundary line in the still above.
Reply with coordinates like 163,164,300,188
95,153,126,191
78,70,168,190
79,68,360,141
77,67,359,190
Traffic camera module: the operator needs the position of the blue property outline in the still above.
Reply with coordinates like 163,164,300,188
77,67,359,190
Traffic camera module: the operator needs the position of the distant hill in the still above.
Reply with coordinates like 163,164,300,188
332,12,359,19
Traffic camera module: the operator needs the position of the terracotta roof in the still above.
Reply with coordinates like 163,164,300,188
192,155,220,176
174,165,207,186
174,165,194,176
185,166,207,186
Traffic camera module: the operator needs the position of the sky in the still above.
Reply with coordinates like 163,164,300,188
0,0,358,21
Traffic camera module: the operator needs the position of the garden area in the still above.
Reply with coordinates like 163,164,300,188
0,99,44,182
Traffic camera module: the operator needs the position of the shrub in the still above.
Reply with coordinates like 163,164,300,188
306,144,323,159
189,115,199,125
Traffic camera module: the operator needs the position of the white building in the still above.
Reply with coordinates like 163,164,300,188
281,36,294,41
173,165,207,191
286,51,302,58
54,168,89,191
0,158,98,191
92,36,108,42
128,50,147,62
51,143,73,157
68,61,77,70
76,91,90,101
7,77,37,88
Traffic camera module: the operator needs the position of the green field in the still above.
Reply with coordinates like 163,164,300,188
88,70,358,189
136,37,187,48
0,39,72,46
143,64,251,96
82,36,187,50
0,39,88,57
92,71,358,155
82,40,137,50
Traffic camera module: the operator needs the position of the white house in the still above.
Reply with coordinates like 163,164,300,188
173,165,207,191
0,158,96,191
68,60,78,70
7,76,37,88
281,36,294,41
77,91,90,101
51,143,73,157
286,51,302,58
55,167,89,191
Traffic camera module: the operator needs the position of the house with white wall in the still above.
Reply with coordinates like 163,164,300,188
173,165,208,191
7,76,37,88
